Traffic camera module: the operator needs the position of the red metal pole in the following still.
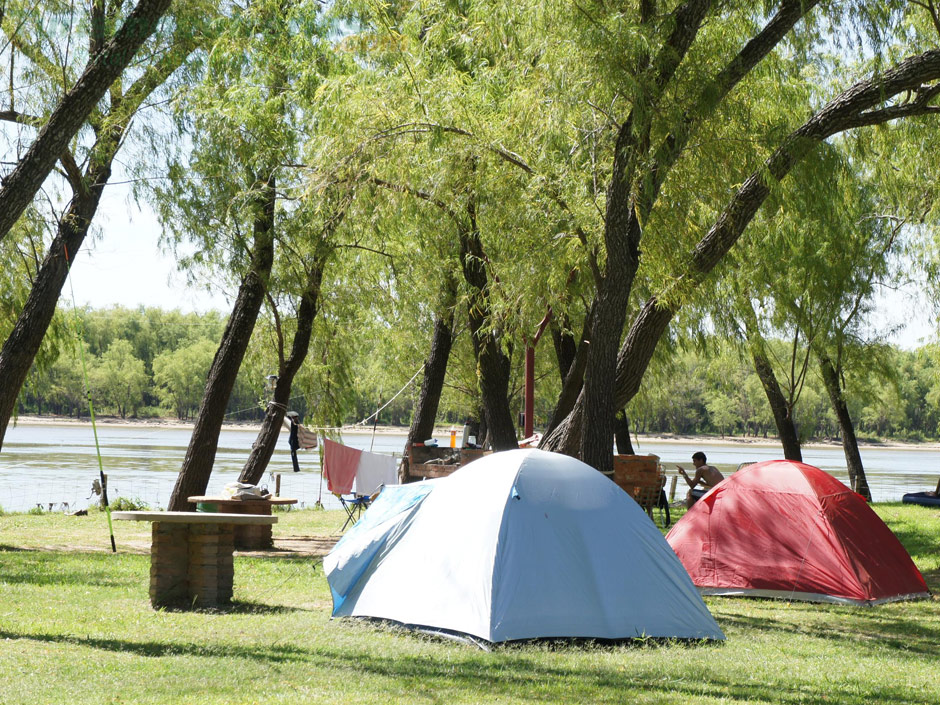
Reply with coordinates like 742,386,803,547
524,344,535,438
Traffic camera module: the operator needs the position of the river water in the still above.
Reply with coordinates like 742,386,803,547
0,423,936,513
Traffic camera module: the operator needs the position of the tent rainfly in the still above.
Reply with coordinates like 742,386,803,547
324,448,724,644
666,459,930,605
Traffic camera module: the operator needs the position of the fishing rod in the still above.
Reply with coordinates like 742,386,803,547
64,244,116,553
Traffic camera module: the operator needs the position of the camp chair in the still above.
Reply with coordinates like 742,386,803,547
613,454,669,527
337,493,371,531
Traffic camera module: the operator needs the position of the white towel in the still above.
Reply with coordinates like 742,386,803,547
355,450,399,495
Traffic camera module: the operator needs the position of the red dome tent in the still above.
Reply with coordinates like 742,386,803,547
666,460,929,605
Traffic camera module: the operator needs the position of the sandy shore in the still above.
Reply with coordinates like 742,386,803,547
12,414,940,450
11,414,410,435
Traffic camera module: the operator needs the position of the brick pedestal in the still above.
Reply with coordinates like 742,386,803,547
188,497,298,550
114,511,277,610
149,522,236,608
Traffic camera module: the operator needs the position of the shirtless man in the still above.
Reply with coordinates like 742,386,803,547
677,451,724,509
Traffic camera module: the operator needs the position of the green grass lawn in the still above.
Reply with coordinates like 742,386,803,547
1,504,938,704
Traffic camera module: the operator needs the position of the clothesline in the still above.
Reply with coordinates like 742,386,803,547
225,365,425,433
356,366,424,427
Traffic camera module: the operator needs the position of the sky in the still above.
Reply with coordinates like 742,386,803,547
67,183,938,351
67,183,231,314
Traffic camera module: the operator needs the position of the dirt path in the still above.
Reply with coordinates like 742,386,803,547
17,534,340,558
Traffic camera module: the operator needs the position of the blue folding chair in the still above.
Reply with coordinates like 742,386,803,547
337,493,371,531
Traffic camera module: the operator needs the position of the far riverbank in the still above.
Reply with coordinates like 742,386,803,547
12,414,940,452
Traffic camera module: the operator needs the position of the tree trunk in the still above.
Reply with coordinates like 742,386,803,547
818,354,871,500
580,273,634,472
738,299,802,459
614,410,635,454
168,175,276,510
0,161,111,450
543,303,594,440
0,0,173,243
238,262,325,486
400,306,455,482
576,1,714,474
749,345,802,461
459,195,517,451
550,315,577,383
543,299,672,456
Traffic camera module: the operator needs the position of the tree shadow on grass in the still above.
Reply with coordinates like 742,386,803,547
2,622,936,703
0,628,311,663
717,600,940,657
891,523,940,561
0,550,139,589
153,601,312,615
278,638,937,705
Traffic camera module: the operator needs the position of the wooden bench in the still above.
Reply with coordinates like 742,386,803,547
113,511,278,609
187,496,297,549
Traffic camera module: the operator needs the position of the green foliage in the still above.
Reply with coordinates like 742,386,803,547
152,339,218,419
90,340,150,419
16,307,259,421
109,496,152,511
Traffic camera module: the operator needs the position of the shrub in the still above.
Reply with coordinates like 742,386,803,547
109,496,151,511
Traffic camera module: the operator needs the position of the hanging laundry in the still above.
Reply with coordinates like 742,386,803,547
296,424,318,449
355,451,398,496
283,412,318,472
323,438,399,496
323,439,361,494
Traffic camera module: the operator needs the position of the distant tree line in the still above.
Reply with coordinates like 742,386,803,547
14,306,940,446
626,340,940,444
16,307,262,421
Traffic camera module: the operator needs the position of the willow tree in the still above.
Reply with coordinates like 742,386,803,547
541,3,940,474
328,0,605,449
237,188,348,486
159,0,342,509
0,1,212,450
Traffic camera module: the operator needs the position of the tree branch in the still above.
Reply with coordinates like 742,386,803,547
364,174,465,228
838,83,940,130
613,48,940,410
645,0,823,219
0,0,174,244
265,291,286,367
911,1,940,37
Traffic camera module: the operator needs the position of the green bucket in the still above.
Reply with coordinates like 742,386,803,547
196,502,219,513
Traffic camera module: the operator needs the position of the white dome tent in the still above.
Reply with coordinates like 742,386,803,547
324,449,724,645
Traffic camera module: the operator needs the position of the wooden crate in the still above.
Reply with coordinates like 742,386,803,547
612,455,663,513
460,449,491,465
405,444,493,480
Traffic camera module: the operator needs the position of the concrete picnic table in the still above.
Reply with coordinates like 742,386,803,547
187,495,298,549
113,511,278,609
